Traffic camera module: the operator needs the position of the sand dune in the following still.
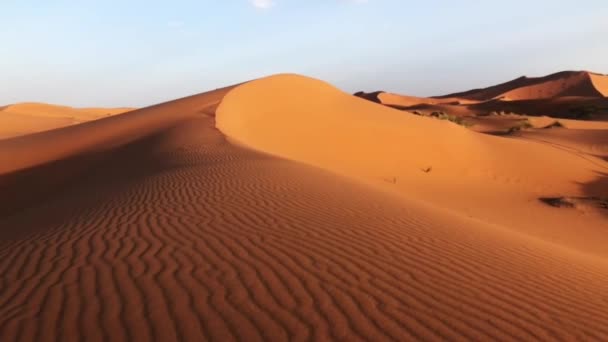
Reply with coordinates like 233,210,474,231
467,96,608,118
0,103,133,139
528,115,608,130
2,103,132,118
589,72,608,97
0,87,234,218
1,74,608,341
377,93,478,107
354,92,478,109
497,72,603,101
217,74,608,255
518,127,608,160
357,71,608,119
436,71,607,101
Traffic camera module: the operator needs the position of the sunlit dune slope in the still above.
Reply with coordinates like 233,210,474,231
217,74,608,255
0,102,133,139
2,79,608,340
589,72,608,96
2,102,132,118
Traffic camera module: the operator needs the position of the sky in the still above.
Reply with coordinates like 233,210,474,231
1,0,607,107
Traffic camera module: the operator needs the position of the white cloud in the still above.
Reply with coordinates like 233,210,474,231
250,0,274,9
248,0,366,10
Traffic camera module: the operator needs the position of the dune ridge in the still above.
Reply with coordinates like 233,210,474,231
1,102,133,118
0,86,234,219
0,103,134,139
1,74,608,340
0,87,233,176
217,74,608,255
356,71,608,120
435,71,607,101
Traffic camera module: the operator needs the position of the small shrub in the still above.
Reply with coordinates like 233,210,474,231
437,113,474,127
507,119,533,134
539,197,574,208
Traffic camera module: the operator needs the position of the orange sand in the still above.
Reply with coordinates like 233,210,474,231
0,102,133,139
361,71,608,121
436,71,607,101
1,73,607,341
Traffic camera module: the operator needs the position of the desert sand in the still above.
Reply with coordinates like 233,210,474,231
1,72,608,341
436,71,608,101
358,71,608,121
0,103,133,139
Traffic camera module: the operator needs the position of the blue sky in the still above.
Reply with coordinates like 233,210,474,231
1,0,607,107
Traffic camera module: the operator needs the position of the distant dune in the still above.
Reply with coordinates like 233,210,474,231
357,71,608,119
0,102,133,139
1,73,608,341
435,71,608,101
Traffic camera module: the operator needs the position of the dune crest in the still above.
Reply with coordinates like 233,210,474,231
357,71,608,120
435,71,607,101
0,102,134,139
217,74,608,255
1,102,132,118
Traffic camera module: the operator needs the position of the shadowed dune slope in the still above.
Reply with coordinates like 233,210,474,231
0,103,133,139
0,86,235,218
217,74,608,255
435,71,607,101
0,87,233,176
2,90,608,340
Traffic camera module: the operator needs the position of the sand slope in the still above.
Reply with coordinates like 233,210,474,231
436,71,607,101
217,74,608,255
0,103,133,139
0,87,234,219
589,73,608,97
358,71,608,119
1,75,608,341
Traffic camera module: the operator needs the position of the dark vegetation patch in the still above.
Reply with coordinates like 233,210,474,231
539,196,608,210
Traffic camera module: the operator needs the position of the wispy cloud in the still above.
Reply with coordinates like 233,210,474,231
248,0,367,11
249,0,274,9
